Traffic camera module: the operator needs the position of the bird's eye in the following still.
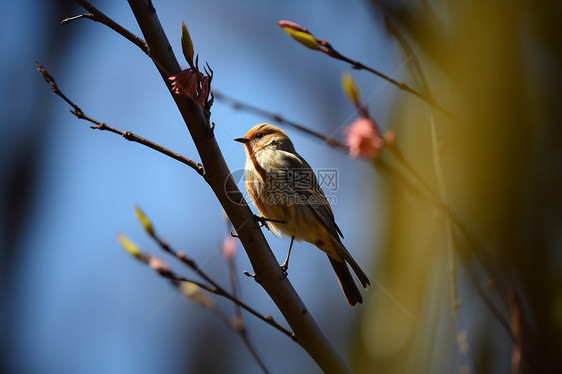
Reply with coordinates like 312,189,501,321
255,133,264,139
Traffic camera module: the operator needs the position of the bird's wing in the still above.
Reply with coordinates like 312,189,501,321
279,152,343,239
279,152,370,288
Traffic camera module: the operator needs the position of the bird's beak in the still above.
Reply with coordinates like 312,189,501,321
234,137,250,144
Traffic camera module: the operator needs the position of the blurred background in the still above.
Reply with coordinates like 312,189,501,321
1,0,561,373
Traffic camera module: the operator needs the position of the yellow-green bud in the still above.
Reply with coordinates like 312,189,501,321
118,233,144,260
181,21,195,67
278,20,321,51
342,72,361,107
135,206,155,237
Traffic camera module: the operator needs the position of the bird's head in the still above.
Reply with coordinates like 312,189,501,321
234,123,295,155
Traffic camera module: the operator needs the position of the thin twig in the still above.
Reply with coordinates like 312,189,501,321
61,13,93,25
373,157,517,337
148,229,293,340
144,253,273,373
427,104,467,370
280,20,452,119
301,31,454,120
387,146,439,202
388,144,506,293
214,90,348,150
224,223,271,374
73,0,149,54
454,235,514,342
71,0,212,120
143,256,265,336
168,272,293,339
427,108,460,308
132,209,274,372
372,157,439,206
35,62,205,176
333,52,453,120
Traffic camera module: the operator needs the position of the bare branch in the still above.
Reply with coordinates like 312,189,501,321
224,233,271,373
213,90,348,150
140,249,288,351
145,228,293,339
333,51,454,120
170,271,293,341
72,0,149,55
278,20,454,120
61,13,93,25
35,62,204,176
153,261,274,372
129,208,274,372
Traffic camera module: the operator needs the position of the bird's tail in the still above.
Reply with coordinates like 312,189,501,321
329,257,363,306
332,238,371,290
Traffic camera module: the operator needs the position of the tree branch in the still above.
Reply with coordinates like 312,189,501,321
213,90,348,150
279,20,454,120
135,246,280,373
35,62,204,176
73,0,149,54
61,13,94,25
146,225,293,339
333,52,453,120
224,230,271,374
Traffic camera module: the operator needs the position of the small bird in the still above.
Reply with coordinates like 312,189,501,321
235,123,370,306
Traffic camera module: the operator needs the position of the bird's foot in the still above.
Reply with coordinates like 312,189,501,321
254,215,285,229
280,262,289,279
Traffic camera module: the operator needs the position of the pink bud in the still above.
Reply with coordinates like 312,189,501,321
168,67,213,110
148,256,171,275
222,236,238,260
168,69,198,97
277,20,310,34
344,118,385,158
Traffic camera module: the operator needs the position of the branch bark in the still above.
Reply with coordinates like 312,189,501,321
125,1,352,372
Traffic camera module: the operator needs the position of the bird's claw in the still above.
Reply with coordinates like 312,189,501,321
254,215,285,229
256,219,269,230
280,262,289,279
